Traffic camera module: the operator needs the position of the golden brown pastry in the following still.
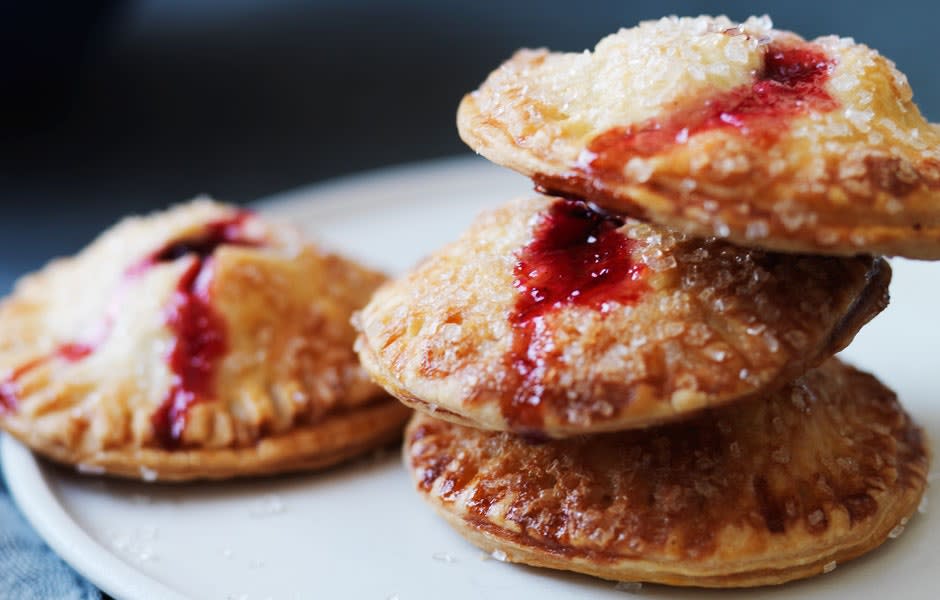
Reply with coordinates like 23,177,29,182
405,359,929,587
0,199,410,481
458,15,940,259
355,195,888,437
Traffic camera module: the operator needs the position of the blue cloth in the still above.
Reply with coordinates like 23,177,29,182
0,459,101,600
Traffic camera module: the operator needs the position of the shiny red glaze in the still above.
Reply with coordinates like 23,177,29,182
586,42,837,176
151,259,229,448
504,199,647,430
128,210,256,277
55,342,95,362
148,210,258,448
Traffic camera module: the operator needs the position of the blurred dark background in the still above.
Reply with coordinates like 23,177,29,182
1,0,937,291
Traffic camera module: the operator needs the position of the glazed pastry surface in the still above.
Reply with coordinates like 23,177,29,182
0,200,410,480
405,360,929,587
356,196,889,436
458,15,940,259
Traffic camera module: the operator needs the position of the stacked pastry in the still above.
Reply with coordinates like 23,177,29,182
354,16,933,587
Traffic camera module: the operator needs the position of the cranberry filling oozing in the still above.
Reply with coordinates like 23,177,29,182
146,210,260,448
584,42,837,178
503,199,648,430
0,210,259,447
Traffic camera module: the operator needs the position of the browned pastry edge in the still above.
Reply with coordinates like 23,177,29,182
356,341,485,430
819,255,891,353
529,166,940,261
428,501,916,587
5,396,411,482
403,360,930,587
408,416,928,587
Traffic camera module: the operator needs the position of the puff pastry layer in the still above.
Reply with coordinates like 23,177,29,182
0,200,410,480
458,15,940,259
356,196,888,436
405,359,929,587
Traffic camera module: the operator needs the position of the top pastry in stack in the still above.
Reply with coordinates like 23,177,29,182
354,16,931,587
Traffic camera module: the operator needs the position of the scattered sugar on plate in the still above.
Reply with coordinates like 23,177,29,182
111,533,129,553
615,581,643,593
490,549,508,562
76,463,106,475
431,552,457,563
249,494,286,519
130,493,152,506
109,528,159,563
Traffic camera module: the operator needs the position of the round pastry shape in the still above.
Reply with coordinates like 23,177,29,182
0,199,410,481
355,195,889,437
405,359,929,587
458,15,940,259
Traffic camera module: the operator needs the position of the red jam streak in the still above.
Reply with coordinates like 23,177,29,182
147,211,258,448
149,258,228,448
128,210,255,276
585,42,837,177
0,346,91,413
0,211,257,449
504,199,647,430
0,320,115,413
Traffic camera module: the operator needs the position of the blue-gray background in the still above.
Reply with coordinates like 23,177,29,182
1,0,937,291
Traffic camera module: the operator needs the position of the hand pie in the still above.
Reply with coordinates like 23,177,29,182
458,15,940,259
355,195,888,437
0,199,410,481
405,359,929,587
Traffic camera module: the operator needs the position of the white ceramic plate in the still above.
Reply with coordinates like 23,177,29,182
3,156,938,600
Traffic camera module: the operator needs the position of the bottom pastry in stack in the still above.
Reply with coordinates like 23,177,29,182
354,196,929,587
403,360,928,587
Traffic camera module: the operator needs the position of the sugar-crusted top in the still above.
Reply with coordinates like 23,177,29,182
355,196,890,437
459,15,940,259
522,16,773,133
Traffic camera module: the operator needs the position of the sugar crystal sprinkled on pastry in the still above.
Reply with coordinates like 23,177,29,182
405,359,929,587
458,15,940,259
0,199,410,481
355,195,889,437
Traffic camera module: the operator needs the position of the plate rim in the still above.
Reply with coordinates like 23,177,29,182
2,434,189,600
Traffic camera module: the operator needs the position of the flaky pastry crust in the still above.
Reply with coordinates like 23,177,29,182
405,360,929,587
458,15,940,259
355,196,889,437
0,200,410,481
